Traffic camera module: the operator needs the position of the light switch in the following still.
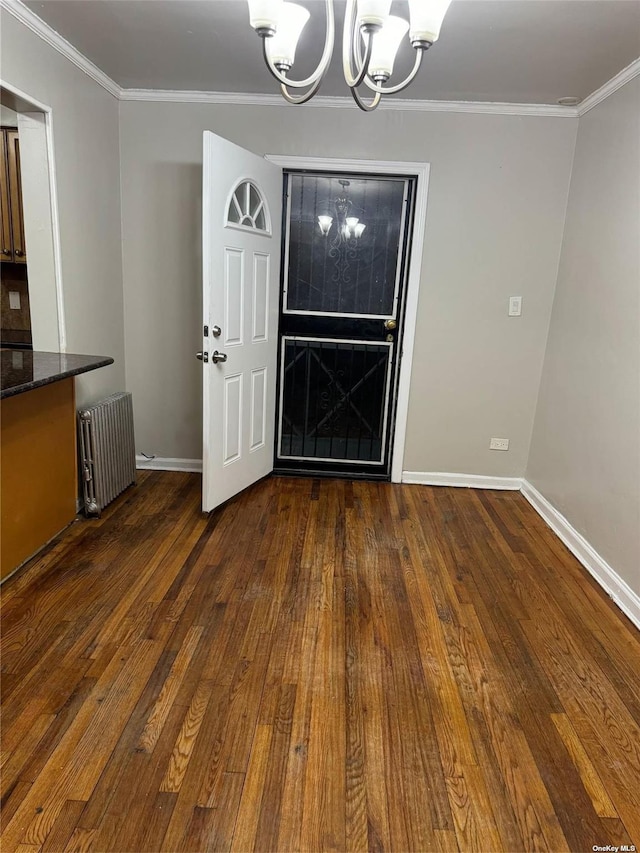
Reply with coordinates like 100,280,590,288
508,296,522,317
9,291,21,310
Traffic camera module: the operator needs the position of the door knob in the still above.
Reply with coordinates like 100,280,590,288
211,325,222,337
211,350,228,364
384,319,397,330
196,351,208,363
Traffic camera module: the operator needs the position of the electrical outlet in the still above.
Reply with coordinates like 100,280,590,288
9,291,20,310
490,437,510,451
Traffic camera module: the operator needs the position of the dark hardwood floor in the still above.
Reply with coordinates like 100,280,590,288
1,472,639,852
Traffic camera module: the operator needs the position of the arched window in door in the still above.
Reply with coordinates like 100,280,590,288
226,180,269,233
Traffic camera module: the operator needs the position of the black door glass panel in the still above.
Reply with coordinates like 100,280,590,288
280,338,390,463
286,174,406,315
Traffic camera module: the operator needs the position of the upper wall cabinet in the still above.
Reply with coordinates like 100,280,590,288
0,128,27,265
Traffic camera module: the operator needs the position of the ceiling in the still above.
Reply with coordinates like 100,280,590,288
22,0,640,104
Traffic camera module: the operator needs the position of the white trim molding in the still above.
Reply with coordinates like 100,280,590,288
120,88,578,117
578,56,640,116
0,79,67,352
402,471,523,490
136,455,203,474
0,0,121,98
521,481,640,631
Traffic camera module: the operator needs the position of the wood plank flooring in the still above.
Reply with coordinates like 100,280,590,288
1,472,639,852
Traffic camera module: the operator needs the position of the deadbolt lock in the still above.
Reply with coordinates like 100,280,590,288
384,319,397,331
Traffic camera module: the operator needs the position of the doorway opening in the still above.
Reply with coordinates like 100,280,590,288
274,169,416,481
0,81,65,353
1,120,31,349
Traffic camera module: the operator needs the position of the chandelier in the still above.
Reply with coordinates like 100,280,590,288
318,180,366,242
247,0,453,112
318,180,367,283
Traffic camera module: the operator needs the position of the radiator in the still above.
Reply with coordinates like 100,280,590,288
78,392,136,515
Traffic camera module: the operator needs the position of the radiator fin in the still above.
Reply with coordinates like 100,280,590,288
78,392,136,515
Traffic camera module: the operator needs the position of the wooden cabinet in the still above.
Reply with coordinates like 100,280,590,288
0,132,12,262
1,378,77,579
0,128,27,265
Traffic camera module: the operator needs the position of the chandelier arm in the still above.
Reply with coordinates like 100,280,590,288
362,48,425,95
350,86,382,112
342,0,373,89
260,0,334,90
348,32,374,89
279,77,324,105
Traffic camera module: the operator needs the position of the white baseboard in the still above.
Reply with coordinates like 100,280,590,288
136,455,203,474
402,471,523,490
521,480,640,631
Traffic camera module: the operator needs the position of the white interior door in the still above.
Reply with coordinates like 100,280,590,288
202,131,282,512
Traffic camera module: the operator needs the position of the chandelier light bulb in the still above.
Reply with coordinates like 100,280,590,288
346,216,360,231
408,0,453,45
247,0,283,34
368,15,409,81
356,0,392,30
266,2,310,69
354,223,366,238
318,215,333,235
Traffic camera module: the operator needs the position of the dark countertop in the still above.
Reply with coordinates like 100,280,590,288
1,350,114,399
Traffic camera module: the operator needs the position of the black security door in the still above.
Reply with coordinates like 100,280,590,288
275,170,415,479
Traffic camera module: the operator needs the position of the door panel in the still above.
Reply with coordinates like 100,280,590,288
283,173,408,318
202,132,281,512
278,337,392,464
252,255,269,341
250,367,267,450
223,373,242,465
275,170,414,479
224,248,244,346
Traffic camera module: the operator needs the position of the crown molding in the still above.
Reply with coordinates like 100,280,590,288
0,0,121,99
577,56,640,116
119,87,578,117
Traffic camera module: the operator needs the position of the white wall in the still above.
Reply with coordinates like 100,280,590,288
119,101,577,470
17,111,62,351
0,105,18,123
0,12,125,404
527,78,640,598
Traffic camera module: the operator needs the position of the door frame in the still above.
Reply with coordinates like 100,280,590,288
1,78,66,352
266,155,430,484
